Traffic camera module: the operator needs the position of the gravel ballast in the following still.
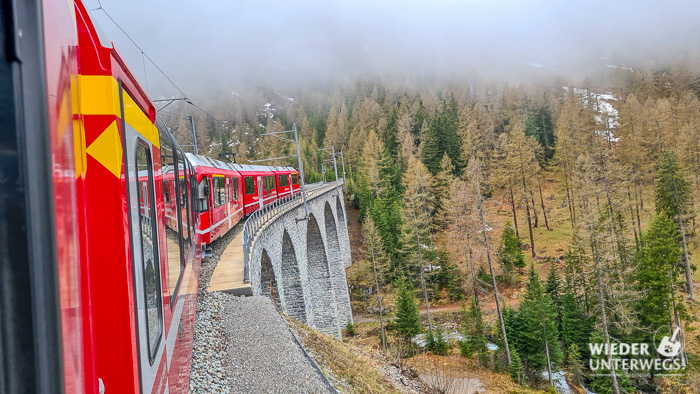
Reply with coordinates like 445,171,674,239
188,227,241,393
188,225,333,393
224,296,334,393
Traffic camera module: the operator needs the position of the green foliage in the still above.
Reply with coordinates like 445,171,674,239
589,367,635,394
509,348,525,385
636,213,682,335
422,93,462,174
427,327,449,356
567,343,584,387
345,321,356,336
516,265,563,373
428,251,463,302
498,221,525,283
655,150,691,221
461,297,489,366
393,277,422,342
560,285,593,357
525,105,555,162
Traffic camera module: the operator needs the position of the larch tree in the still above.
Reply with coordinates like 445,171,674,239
401,156,436,334
465,157,512,365
505,122,540,258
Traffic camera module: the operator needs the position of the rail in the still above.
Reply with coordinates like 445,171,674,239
242,179,344,282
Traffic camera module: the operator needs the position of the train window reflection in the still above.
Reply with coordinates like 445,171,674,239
135,142,163,363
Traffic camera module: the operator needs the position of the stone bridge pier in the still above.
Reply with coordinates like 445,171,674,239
247,183,352,338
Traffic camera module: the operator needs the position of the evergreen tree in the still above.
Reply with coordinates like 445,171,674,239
422,93,462,174
655,150,695,300
636,213,682,335
461,297,489,366
567,343,584,387
525,104,555,162
560,284,592,357
393,277,421,342
519,265,563,380
498,221,525,283
545,264,562,331
509,348,525,385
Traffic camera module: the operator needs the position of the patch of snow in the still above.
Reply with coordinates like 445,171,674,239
486,342,499,351
541,370,572,394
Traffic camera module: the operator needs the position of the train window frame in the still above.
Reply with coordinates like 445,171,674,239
134,139,164,365
244,176,255,195
213,176,226,207
292,173,298,185
177,152,191,260
231,177,239,200
157,124,184,306
278,174,289,188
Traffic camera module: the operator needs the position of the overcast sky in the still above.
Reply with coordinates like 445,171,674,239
86,0,700,97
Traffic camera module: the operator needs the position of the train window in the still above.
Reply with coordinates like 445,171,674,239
231,178,239,200
197,178,209,211
278,174,289,187
244,176,255,195
214,177,226,207
135,142,163,362
292,173,298,185
263,175,275,192
158,126,183,302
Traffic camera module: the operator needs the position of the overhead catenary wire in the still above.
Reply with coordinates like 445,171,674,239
91,0,236,126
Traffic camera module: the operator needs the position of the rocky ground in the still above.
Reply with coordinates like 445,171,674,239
187,225,333,393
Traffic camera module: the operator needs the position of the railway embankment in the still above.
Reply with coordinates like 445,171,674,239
188,226,333,393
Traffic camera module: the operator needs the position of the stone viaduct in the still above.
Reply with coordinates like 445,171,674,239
244,181,353,338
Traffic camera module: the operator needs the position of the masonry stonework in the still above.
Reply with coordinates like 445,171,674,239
248,184,353,339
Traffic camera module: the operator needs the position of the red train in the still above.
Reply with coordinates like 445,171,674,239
0,1,300,393
186,153,300,248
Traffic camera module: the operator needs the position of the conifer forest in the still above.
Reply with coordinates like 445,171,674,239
159,63,700,392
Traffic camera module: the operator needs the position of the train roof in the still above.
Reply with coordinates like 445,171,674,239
185,153,296,173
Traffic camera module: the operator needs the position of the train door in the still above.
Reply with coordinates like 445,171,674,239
258,175,263,209
121,83,167,394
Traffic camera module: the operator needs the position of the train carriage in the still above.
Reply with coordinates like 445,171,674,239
1,1,204,392
1,1,305,392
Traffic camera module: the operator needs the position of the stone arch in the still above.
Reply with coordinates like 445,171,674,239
335,196,346,230
260,249,279,303
324,202,351,326
306,213,339,335
281,230,307,323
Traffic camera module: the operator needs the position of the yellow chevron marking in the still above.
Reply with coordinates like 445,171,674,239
77,74,159,149
86,120,122,178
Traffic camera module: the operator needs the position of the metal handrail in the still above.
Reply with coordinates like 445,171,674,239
241,179,344,282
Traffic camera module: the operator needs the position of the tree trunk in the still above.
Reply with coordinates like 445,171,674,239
510,187,520,238
678,215,696,300
467,234,479,308
538,177,551,230
524,196,536,258
370,243,386,353
564,167,575,226
591,224,620,394
544,338,554,387
412,204,434,334
477,172,511,365
626,187,638,246
531,193,539,228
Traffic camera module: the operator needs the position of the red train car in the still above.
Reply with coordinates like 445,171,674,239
0,1,202,393
187,154,301,249
186,154,244,247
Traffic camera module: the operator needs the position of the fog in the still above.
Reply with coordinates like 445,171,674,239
86,0,700,97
